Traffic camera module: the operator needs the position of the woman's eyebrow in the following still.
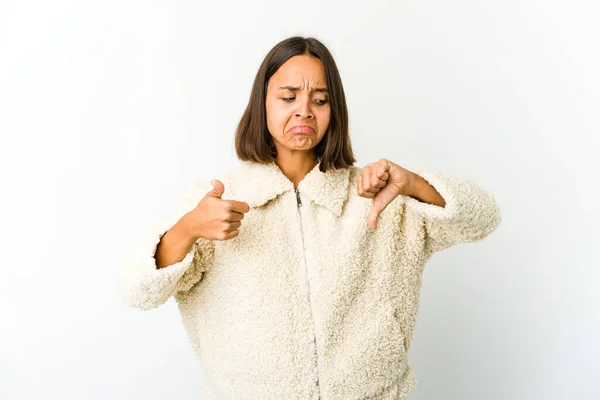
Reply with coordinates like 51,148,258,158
278,85,329,93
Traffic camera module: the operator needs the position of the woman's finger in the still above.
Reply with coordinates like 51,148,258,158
225,221,242,233
358,173,376,197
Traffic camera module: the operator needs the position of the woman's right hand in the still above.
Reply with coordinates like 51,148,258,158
183,179,250,241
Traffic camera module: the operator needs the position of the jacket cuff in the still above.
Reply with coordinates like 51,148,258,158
117,204,198,310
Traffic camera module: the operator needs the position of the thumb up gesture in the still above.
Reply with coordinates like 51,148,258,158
184,179,250,241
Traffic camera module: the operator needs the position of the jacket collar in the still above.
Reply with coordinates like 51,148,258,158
236,160,352,216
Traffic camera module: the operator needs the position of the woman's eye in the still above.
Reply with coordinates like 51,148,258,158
280,97,328,105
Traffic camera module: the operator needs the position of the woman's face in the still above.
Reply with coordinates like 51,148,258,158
265,55,331,157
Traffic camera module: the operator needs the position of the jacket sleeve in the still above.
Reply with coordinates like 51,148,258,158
402,169,502,255
117,181,215,310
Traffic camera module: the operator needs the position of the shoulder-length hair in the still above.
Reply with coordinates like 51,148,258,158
235,36,356,172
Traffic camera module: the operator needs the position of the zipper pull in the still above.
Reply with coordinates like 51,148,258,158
295,189,302,207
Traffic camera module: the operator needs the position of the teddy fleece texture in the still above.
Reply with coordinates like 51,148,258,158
117,160,501,400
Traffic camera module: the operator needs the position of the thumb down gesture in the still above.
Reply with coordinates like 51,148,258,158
357,158,415,230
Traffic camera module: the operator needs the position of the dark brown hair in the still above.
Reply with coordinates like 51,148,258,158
235,36,356,172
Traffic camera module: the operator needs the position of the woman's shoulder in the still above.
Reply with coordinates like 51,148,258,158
347,164,362,180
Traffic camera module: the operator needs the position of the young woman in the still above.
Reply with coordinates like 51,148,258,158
118,36,501,400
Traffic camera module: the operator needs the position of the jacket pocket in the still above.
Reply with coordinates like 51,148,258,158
328,304,409,399
392,307,409,354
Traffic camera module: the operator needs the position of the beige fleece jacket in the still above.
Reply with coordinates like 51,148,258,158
118,160,501,400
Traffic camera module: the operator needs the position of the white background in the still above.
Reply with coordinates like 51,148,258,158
1,1,598,399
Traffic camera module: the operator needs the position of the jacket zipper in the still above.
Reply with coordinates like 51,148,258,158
295,189,321,400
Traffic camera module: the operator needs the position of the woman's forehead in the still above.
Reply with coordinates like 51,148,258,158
270,56,326,88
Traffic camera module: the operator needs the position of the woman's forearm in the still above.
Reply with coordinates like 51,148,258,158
405,173,447,207
154,214,197,269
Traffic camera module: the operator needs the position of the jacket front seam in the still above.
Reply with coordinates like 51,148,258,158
296,189,322,400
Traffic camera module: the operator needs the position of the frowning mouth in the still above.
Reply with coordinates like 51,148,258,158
289,125,315,134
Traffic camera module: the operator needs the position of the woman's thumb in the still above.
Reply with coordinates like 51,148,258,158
208,179,225,198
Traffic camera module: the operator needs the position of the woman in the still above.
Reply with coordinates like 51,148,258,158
118,36,501,400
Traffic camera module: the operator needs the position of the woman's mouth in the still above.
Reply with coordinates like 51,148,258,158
289,125,315,134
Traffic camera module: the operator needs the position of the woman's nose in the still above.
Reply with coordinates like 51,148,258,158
294,98,313,118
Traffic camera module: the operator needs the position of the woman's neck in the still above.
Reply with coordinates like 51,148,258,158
275,154,318,190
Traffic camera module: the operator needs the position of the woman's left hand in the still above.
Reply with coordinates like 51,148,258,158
357,158,415,230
